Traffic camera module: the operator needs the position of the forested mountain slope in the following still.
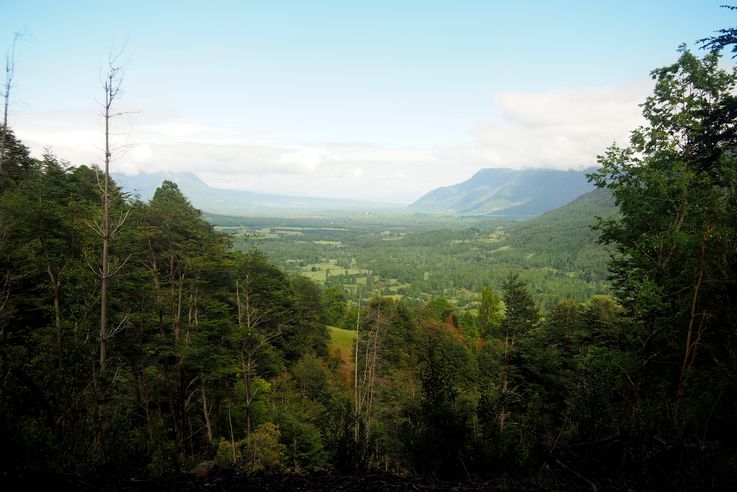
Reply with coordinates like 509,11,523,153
504,187,616,263
409,168,594,217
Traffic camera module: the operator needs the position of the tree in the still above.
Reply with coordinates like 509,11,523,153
0,155,113,474
1,32,26,178
321,286,346,327
423,297,457,326
496,273,538,432
0,132,34,322
698,5,737,57
0,121,33,186
141,180,231,456
233,249,295,434
410,332,473,477
10,154,83,358
97,56,126,374
291,275,329,357
588,48,737,459
477,285,503,339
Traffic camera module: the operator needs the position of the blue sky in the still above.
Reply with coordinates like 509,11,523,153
1,0,732,202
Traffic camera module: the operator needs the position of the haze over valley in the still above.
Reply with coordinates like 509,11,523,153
113,167,597,218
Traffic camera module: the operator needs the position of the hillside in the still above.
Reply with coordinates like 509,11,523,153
409,168,595,217
498,187,617,274
507,187,616,247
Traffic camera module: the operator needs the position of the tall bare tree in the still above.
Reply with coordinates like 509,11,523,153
90,53,129,453
99,59,118,372
0,32,26,177
353,288,361,442
95,55,130,372
356,300,389,438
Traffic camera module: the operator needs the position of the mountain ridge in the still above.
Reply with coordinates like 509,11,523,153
111,171,398,215
409,168,596,217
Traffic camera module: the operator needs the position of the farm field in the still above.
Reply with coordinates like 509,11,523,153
210,194,615,310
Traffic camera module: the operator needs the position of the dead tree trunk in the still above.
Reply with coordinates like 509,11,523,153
353,289,361,442
99,60,122,373
1,33,23,176
92,53,130,453
499,333,511,433
201,377,213,443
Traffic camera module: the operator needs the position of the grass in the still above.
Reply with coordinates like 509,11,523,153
328,326,357,387
313,240,344,246
328,326,356,363
303,270,327,282
300,262,369,283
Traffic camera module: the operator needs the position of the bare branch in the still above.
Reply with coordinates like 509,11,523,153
0,271,11,314
84,218,104,236
84,253,103,278
97,44,131,375
106,310,131,340
1,31,31,175
111,208,131,237
108,253,133,278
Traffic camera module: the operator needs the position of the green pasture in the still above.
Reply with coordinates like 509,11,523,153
328,326,356,361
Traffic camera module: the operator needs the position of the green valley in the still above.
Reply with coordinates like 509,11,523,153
210,188,616,310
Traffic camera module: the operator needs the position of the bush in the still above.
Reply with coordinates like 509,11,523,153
216,422,287,474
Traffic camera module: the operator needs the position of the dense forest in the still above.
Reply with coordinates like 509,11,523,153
1,37,737,491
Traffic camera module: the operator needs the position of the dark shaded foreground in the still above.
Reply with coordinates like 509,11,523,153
1,470,602,492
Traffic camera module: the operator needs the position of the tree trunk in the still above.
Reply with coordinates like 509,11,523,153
46,262,62,358
201,377,213,443
99,60,123,373
500,332,510,433
93,58,122,454
353,291,361,442
0,34,21,177
675,228,710,421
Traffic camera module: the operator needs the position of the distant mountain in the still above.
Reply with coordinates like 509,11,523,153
111,171,396,215
408,168,595,217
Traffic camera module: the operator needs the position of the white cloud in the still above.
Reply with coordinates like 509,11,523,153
9,79,650,203
468,81,650,170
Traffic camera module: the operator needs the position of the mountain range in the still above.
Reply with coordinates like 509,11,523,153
113,168,597,218
111,172,396,215
408,168,595,217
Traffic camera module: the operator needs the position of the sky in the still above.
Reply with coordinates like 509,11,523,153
1,0,733,203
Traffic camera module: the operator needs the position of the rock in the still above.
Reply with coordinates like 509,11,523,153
189,460,218,480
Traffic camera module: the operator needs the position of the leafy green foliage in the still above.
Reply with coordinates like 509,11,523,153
477,286,502,339
216,422,287,473
587,48,737,484
410,335,472,477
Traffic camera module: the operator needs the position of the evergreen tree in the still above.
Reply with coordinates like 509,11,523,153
477,285,502,339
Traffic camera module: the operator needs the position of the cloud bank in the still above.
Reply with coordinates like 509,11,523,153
469,81,649,170
11,80,650,203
